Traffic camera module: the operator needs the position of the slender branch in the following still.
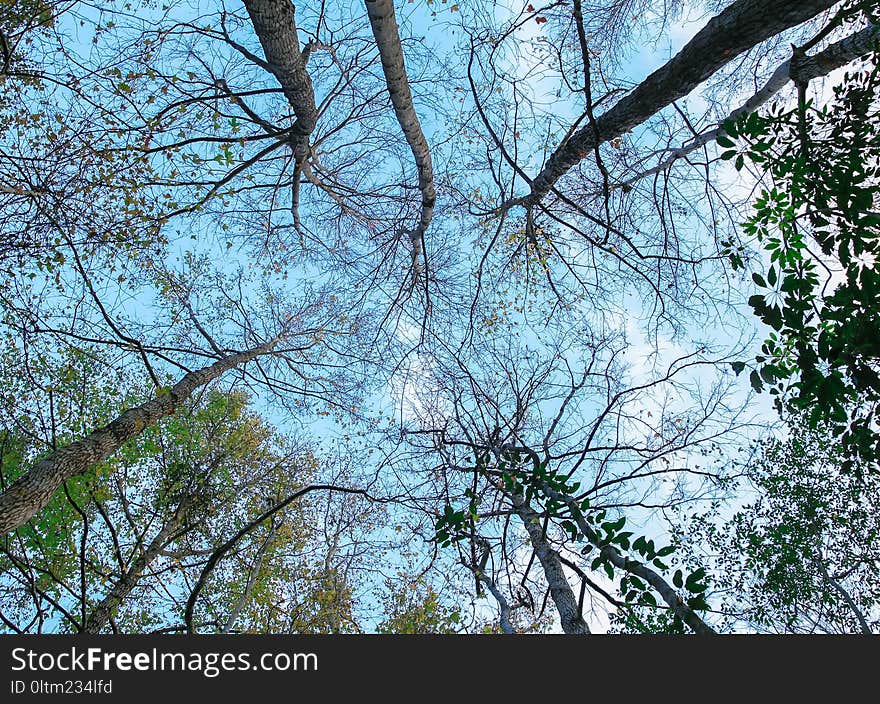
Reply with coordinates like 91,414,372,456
184,484,378,633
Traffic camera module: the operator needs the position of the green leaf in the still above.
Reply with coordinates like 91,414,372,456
716,134,735,148
750,369,764,392
685,567,708,593
722,118,738,138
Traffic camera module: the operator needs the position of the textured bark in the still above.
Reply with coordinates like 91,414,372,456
364,0,436,279
511,492,590,634
539,481,717,635
242,0,317,161
476,573,517,634
222,521,276,633
616,22,879,190
499,444,717,634
789,21,879,83
82,499,195,633
0,338,281,536
525,0,839,205
817,559,872,634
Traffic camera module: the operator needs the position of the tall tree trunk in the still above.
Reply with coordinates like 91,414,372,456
222,520,277,633
511,492,590,634
525,0,839,205
242,0,317,161
365,0,436,282
537,480,717,634
82,498,195,633
617,22,880,190
0,338,282,536
501,444,717,634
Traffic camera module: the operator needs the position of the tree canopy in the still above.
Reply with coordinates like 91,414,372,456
0,0,877,634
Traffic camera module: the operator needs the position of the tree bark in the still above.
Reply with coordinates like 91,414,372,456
539,481,717,635
0,338,282,537
615,22,879,190
242,0,317,161
475,572,517,634
222,520,277,633
82,498,195,633
511,492,590,634
524,0,840,205
500,444,717,634
364,0,436,280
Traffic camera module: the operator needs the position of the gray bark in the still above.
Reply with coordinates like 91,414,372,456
476,574,516,634
364,0,436,281
82,498,195,633
0,338,282,536
817,558,872,634
616,22,880,190
242,0,317,161
510,492,590,634
524,0,840,206
469,538,517,634
539,481,717,635
222,521,276,633
499,444,716,634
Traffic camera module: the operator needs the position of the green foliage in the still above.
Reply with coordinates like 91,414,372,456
432,448,711,629
376,580,463,634
611,607,688,635
0,342,127,589
723,9,880,470
675,415,880,633
281,567,361,634
124,389,278,518
0,430,109,588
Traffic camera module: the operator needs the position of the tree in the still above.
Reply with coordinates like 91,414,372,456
2,0,879,634
376,580,464,634
668,413,879,633
0,373,386,634
723,0,880,470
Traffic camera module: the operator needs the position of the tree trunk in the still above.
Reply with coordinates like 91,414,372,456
538,480,717,634
617,22,880,190
500,444,717,634
525,0,839,205
511,492,590,634
222,520,276,633
0,338,281,536
82,498,195,633
365,0,436,280
242,0,317,161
